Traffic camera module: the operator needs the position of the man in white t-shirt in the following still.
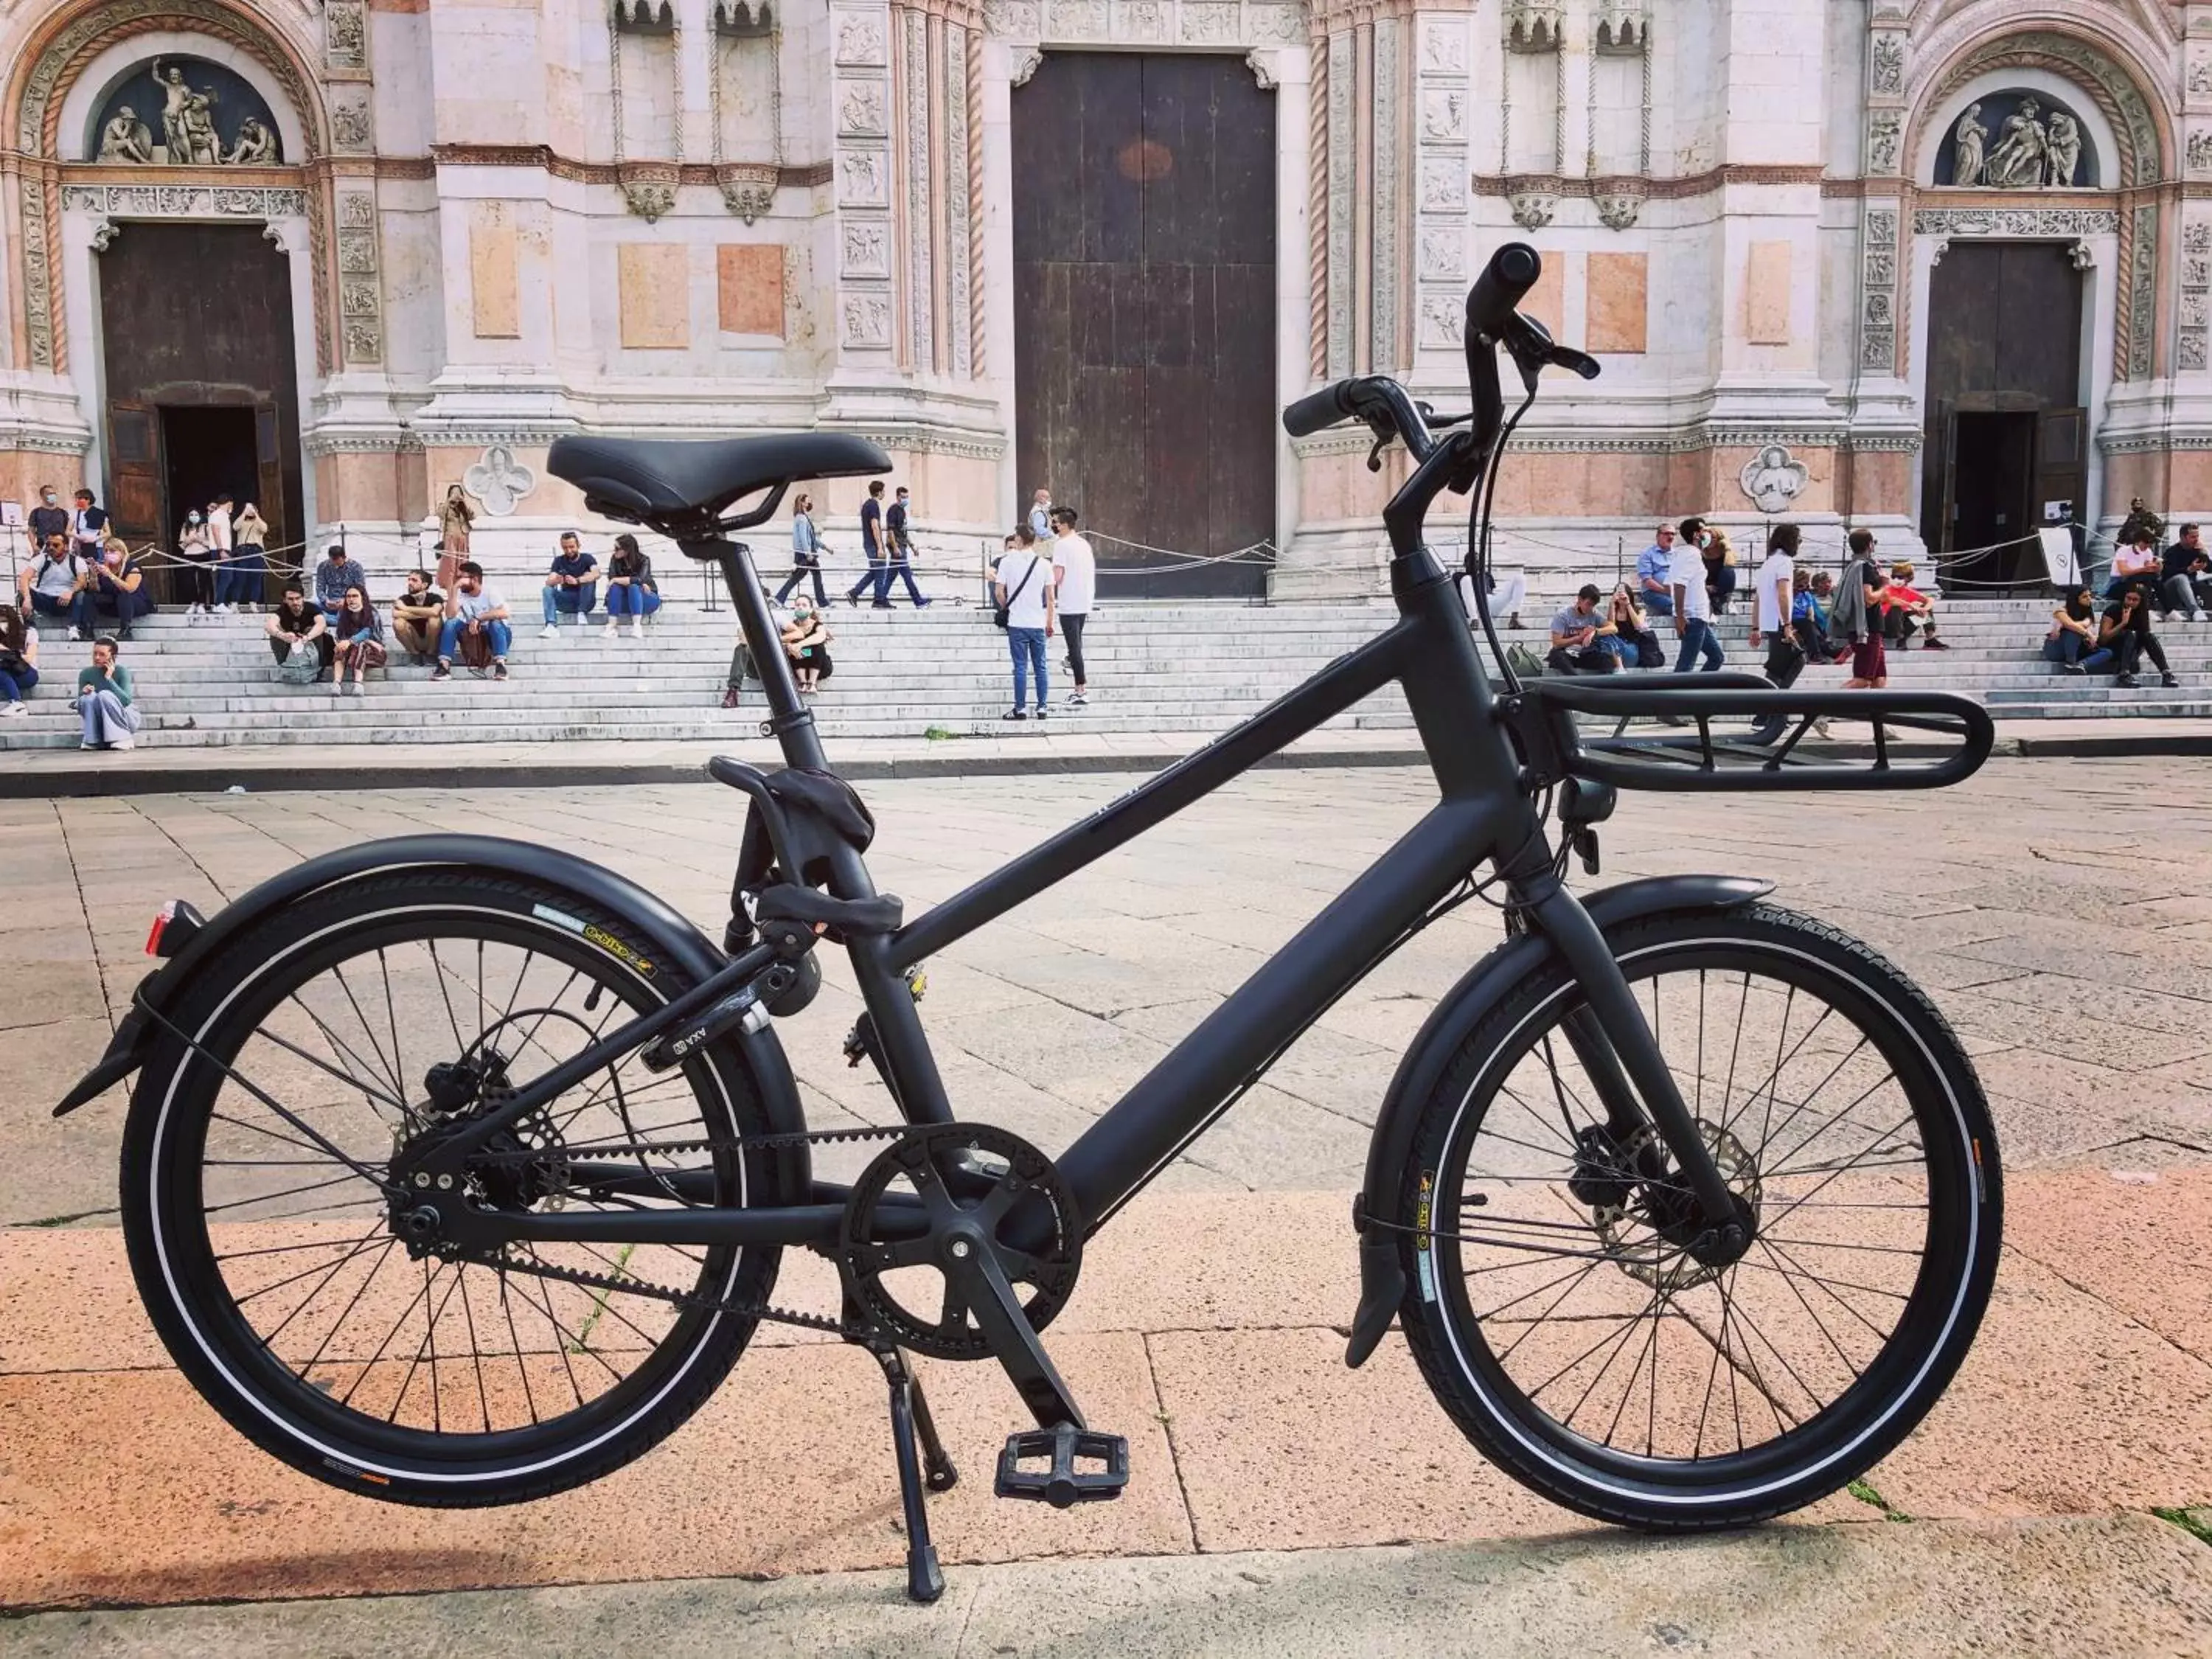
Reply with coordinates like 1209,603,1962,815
1668,528,1723,672
994,525,1056,720
1048,505,1096,707
1750,524,1801,689
433,560,513,682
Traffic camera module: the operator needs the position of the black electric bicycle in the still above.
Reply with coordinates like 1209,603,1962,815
63,245,2003,1604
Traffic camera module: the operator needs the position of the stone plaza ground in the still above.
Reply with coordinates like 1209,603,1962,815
4,759,2212,1651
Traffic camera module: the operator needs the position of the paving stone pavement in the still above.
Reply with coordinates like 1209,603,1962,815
2,759,2210,1631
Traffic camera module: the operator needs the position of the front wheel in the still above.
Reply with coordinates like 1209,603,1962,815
1394,902,2000,1528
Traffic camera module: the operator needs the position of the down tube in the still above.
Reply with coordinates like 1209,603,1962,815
1057,794,1509,1231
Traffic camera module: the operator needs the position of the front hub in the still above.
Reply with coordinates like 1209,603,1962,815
1581,1119,1762,1290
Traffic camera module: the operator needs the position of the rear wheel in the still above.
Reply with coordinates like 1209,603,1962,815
120,869,785,1506
1395,903,2000,1528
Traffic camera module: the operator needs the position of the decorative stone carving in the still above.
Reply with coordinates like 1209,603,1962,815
1738,444,1809,514
842,293,891,347
1930,32,2159,189
1505,0,1562,54
344,319,382,363
464,446,538,517
2192,53,2212,98
1245,51,1276,91
1595,193,1642,231
1950,104,1986,186
97,109,154,164
1508,191,1557,230
339,191,377,229
2191,131,2212,178
226,118,277,165
1371,16,1402,370
1911,206,2118,237
325,0,368,69
1418,156,1464,214
1594,0,1646,55
843,221,888,276
713,0,773,36
839,80,887,135
330,94,373,153
717,163,779,223
1011,48,1045,87
63,182,310,218
1247,4,1304,44
1421,91,1464,142
618,163,680,223
1326,32,1354,378
901,7,932,367
838,148,886,206
1420,18,1466,74
1121,1,1167,40
1418,226,1464,281
1868,34,1903,96
1865,111,1901,175
2129,203,2157,378
834,15,886,65
1055,0,1110,38
89,218,119,252
1182,3,1239,43
2070,240,2094,272
984,0,1040,38
341,278,379,316
1860,206,1896,375
1420,296,1461,350
1863,247,1893,288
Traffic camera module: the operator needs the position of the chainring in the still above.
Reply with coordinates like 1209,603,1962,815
838,1122,1083,1361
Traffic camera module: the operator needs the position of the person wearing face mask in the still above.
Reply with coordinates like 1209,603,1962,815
85,535,151,640
69,489,110,564
176,508,215,617
223,501,268,613
27,486,69,550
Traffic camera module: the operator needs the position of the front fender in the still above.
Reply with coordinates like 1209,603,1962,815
55,836,807,1169
1343,874,1771,1367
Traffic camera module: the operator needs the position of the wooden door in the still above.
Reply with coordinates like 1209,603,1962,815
106,399,162,545
254,400,286,538
1932,400,1957,556
1012,53,1276,598
2034,406,2086,533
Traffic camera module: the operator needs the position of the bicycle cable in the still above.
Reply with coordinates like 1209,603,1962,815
1465,382,1540,696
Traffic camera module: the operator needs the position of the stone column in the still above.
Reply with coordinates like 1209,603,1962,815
827,2,898,386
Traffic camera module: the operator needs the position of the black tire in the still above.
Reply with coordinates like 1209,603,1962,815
120,869,786,1507
1395,902,2001,1528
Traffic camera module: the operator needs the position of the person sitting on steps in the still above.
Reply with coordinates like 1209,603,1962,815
781,594,835,695
0,604,40,718
1879,560,1947,650
1600,583,1661,669
435,561,512,683
2042,587,2116,676
540,531,599,638
73,635,139,751
2160,523,2211,622
265,584,333,682
390,569,445,664
1546,584,1620,675
330,583,388,698
2097,585,2180,690
603,533,661,637
312,542,368,630
84,535,153,641
17,532,94,640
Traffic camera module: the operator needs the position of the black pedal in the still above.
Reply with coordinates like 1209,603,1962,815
995,1424,1129,1509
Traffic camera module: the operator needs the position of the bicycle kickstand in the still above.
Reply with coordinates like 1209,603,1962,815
867,1343,959,1604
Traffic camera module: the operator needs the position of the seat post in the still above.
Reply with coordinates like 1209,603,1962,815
698,536,830,771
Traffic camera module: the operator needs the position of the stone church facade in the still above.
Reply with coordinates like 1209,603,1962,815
0,0,2208,590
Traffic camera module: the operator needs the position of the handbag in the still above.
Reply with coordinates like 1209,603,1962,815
1634,628,1666,669
993,554,1040,630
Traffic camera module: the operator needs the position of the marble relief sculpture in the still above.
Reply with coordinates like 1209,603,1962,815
152,59,200,159
1983,98,2047,189
97,106,154,162
2045,112,2081,188
1951,105,1986,187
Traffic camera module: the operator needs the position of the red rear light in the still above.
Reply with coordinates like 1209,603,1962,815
145,911,169,956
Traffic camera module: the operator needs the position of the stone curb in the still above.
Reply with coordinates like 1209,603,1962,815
4,1517,2208,1658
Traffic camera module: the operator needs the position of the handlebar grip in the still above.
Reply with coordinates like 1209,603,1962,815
1282,380,1357,439
1466,243,1543,340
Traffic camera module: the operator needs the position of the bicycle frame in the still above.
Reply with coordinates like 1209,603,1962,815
424,453,1742,1254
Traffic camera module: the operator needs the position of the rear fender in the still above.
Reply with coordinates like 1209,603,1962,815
56,835,809,1189
1343,874,1772,1367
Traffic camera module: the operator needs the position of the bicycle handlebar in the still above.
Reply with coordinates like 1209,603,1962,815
1280,375,1443,461
1465,242,1542,341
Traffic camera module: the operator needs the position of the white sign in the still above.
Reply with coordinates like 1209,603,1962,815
0,501,21,528
2037,525,2082,586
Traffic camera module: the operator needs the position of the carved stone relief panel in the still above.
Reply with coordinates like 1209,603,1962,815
1371,17,1402,372
1868,34,1903,97
2183,219,2212,373
1859,206,1896,373
835,14,888,63
1182,2,1240,44
1865,110,1901,175
944,21,974,378
839,79,887,135
843,220,890,276
901,7,933,367
325,0,368,70
1421,89,1464,142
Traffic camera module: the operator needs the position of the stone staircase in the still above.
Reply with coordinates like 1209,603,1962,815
2,593,2206,752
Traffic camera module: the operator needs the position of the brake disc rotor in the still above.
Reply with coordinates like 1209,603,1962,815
1591,1119,1763,1292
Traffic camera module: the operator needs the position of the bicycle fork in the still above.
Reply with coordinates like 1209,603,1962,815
1518,875,1752,1265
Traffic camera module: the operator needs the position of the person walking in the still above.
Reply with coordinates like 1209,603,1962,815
1835,528,1890,690
1029,487,1054,540
1749,524,1802,689
847,480,888,605
777,494,831,606
1049,505,1095,706
995,524,1054,720
222,498,268,612
329,583,388,696
438,484,475,591
603,532,661,636
0,604,40,717
1668,519,1723,672
175,508,215,618
74,636,140,750
877,485,932,607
